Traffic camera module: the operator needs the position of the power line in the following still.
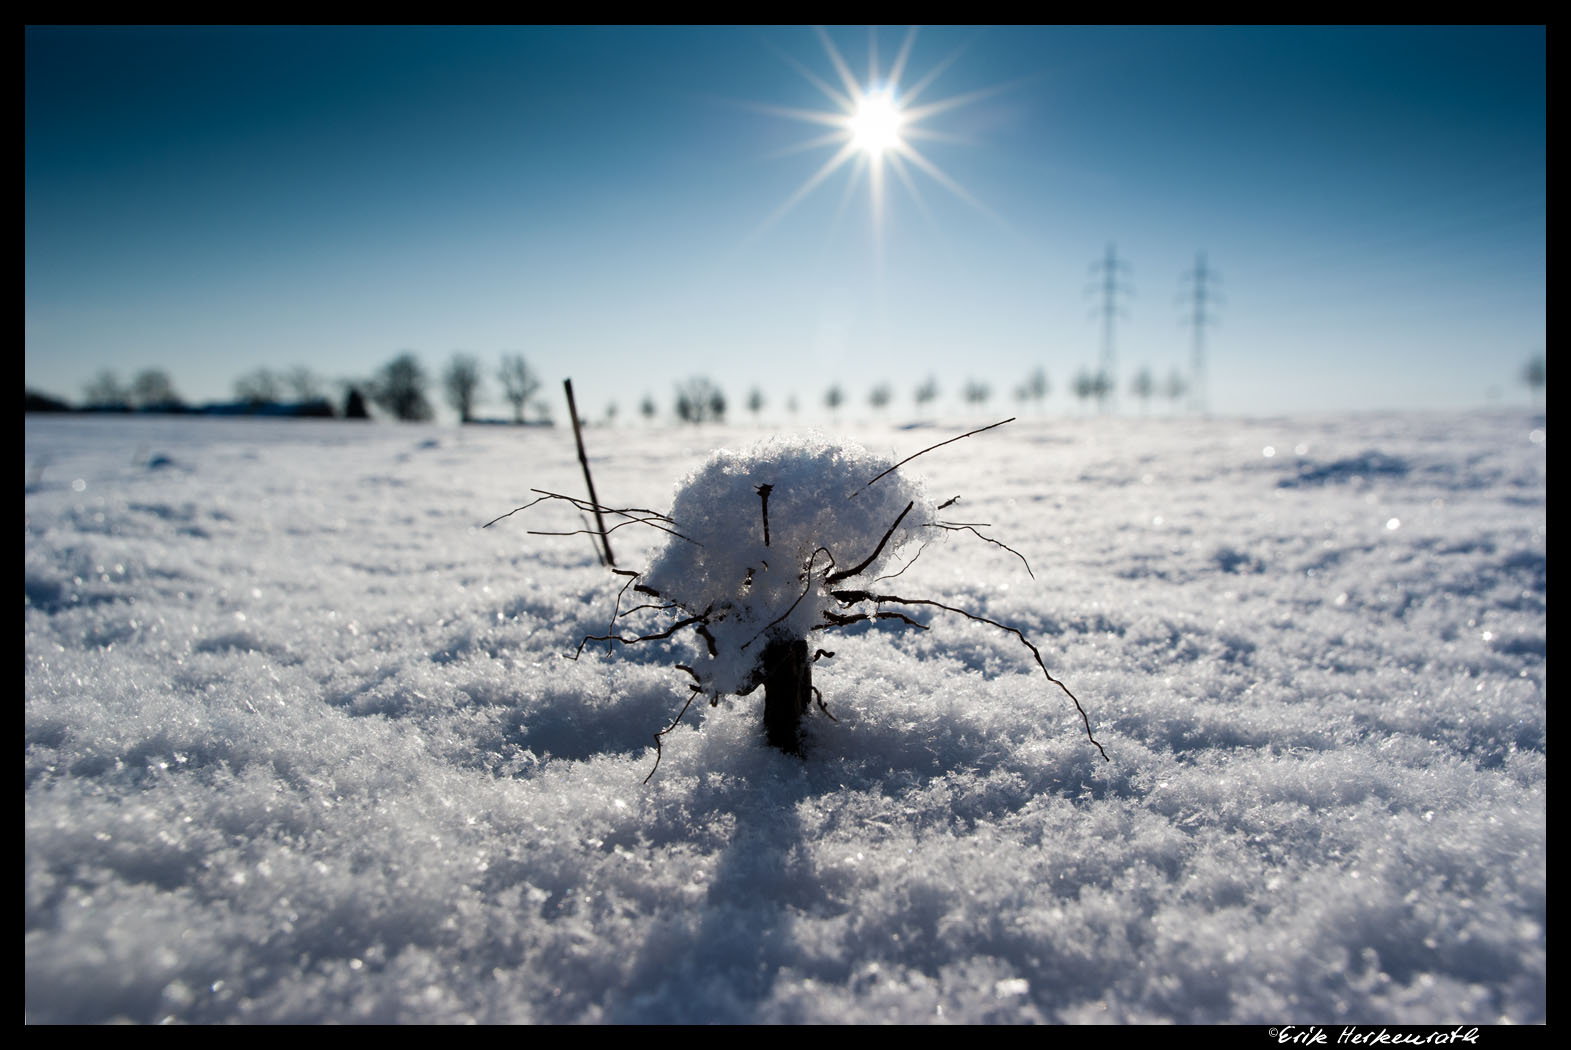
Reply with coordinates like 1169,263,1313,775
1086,243,1133,413
1179,252,1223,415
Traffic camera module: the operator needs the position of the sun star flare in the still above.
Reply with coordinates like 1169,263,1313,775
849,89,905,156
755,27,997,244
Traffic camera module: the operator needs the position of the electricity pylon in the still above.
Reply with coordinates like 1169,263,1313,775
1179,252,1223,415
1086,243,1133,414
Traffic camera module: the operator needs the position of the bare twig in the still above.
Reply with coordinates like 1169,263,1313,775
829,588,1109,761
488,489,693,543
741,546,835,652
874,540,932,583
573,607,713,659
858,418,1015,494
528,513,687,541
604,571,649,653
814,610,929,631
580,512,605,567
619,601,680,617
530,493,694,544
928,523,1035,579
482,494,555,529
526,489,676,524
826,501,914,584
644,686,702,785
812,686,838,722
756,484,773,547
564,379,614,567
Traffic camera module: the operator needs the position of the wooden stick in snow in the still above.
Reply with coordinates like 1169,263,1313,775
564,378,615,567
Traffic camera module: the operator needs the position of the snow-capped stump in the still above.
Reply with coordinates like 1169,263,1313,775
635,436,929,754
488,418,1107,779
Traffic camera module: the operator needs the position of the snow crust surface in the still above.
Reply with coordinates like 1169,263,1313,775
24,412,1546,1023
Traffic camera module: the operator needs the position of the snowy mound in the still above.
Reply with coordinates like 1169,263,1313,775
639,435,931,694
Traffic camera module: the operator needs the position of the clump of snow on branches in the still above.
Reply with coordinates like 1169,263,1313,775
639,435,931,694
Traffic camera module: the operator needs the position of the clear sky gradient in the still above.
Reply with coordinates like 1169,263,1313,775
25,26,1546,419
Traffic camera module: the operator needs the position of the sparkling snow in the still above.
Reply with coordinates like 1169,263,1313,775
25,411,1545,1023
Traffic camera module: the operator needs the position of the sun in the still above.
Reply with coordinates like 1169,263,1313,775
754,27,996,241
848,89,905,156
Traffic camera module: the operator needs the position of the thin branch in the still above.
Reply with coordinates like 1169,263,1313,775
756,483,773,547
573,608,713,659
741,546,835,652
813,610,929,631
927,523,1035,579
530,490,696,545
489,488,695,544
829,588,1108,761
874,540,932,584
579,512,605,567
526,489,676,524
826,501,914,583
528,513,687,541
937,495,961,510
858,418,1015,494
605,571,642,652
644,686,702,785
812,686,838,723
619,601,680,617
564,378,614,567
482,494,554,529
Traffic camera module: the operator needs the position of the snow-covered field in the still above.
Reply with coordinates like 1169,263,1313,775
25,410,1545,1024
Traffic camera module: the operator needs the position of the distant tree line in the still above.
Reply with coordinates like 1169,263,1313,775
24,351,553,424
28,349,1550,421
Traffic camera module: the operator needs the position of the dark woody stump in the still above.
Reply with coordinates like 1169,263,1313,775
759,635,812,755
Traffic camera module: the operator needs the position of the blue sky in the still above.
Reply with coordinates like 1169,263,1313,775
25,26,1545,419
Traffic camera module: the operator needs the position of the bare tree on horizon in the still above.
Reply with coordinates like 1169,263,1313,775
235,368,282,407
868,383,892,416
371,353,433,422
132,369,183,410
498,354,541,424
1522,354,1545,405
83,370,130,410
675,377,726,423
444,353,483,423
